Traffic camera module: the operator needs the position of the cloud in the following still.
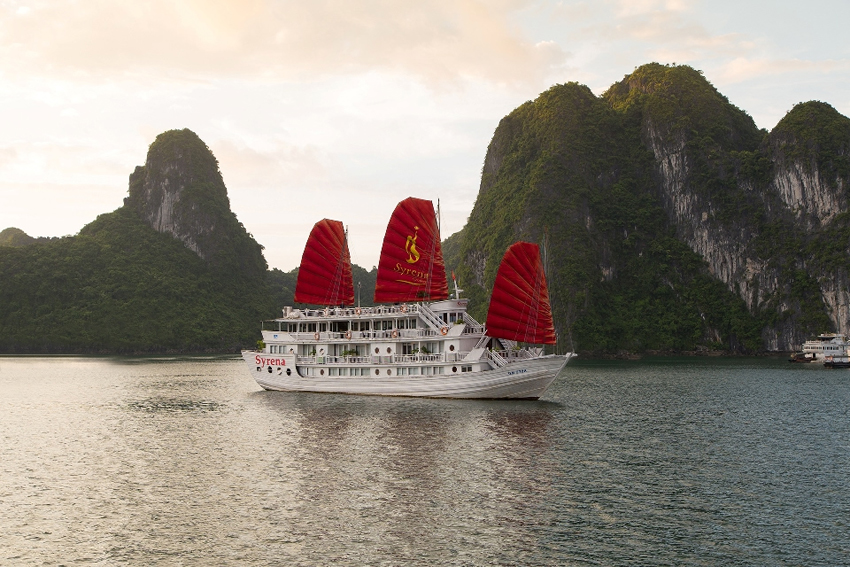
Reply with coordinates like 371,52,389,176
0,0,566,86
714,57,850,85
0,146,17,168
213,139,328,190
614,0,692,17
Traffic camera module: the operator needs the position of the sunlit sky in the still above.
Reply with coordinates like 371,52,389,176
2,0,849,270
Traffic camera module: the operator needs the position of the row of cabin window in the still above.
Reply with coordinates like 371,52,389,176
440,312,464,324
281,319,419,333
268,343,441,356
305,366,446,377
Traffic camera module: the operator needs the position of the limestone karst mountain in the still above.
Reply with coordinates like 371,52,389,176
0,130,277,353
445,63,850,354
123,129,267,280
3,65,850,355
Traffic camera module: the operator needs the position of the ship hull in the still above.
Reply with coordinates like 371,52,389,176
242,351,571,399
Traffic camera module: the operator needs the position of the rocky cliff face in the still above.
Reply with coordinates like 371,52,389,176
124,129,266,278
447,64,850,354
639,95,850,350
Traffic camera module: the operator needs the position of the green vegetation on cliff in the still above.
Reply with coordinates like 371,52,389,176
0,227,59,248
4,66,850,355
0,207,271,352
446,63,849,355
0,130,376,354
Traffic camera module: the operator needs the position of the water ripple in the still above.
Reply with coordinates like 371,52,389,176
0,355,848,565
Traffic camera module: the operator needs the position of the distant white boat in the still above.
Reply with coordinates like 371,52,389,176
789,333,849,363
242,197,574,399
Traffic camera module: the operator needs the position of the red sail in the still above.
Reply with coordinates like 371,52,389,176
374,197,449,303
485,242,557,344
294,219,354,306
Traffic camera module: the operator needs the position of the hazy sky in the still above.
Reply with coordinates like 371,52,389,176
2,0,849,270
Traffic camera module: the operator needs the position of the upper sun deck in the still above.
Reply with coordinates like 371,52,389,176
272,299,472,322
261,299,486,339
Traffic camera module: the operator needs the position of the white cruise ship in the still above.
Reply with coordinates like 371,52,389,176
241,197,574,399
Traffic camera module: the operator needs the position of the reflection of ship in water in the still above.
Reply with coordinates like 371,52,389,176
252,393,560,562
486,408,555,449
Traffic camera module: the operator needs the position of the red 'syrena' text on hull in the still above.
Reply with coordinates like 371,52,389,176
255,356,287,366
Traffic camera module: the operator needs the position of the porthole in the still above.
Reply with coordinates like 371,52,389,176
267,366,272,373
452,366,457,373
386,347,392,354
286,368,292,376
256,367,261,372
449,345,455,352
375,369,380,375
375,347,380,354
387,369,392,376
320,369,325,376
277,367,282,375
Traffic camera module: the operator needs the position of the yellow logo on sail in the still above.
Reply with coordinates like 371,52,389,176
405,226,420,264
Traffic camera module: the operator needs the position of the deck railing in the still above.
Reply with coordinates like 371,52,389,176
276,327,474,342
295,352,472,365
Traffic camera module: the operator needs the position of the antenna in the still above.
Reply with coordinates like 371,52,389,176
542,227,556,354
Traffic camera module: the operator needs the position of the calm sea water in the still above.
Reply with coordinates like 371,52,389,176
1,355,848,566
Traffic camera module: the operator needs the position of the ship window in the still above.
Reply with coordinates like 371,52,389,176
375,347,380,354
375,369,380,375
449,345,455,352
386,347,392,354
462,365,472,372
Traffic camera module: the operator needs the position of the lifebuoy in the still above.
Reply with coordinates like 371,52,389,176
355,307,362,315
400,304,408,313
440,326,449,336
314,332,320,341
345,330,352,340
391,329,398,339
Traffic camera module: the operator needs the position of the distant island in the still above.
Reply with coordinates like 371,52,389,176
3,63,850,356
